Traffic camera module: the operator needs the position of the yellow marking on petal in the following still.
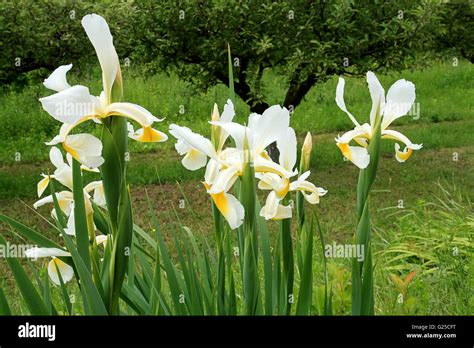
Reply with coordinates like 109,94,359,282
37,176,50,197
211,191,229,216
62,142,80,162
337,143,352,161
137,126,165,142
275,179,290,199
396,148,413,162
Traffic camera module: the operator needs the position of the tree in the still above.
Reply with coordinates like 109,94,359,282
436,1,474,63
0,0,134,87
131,1,441,115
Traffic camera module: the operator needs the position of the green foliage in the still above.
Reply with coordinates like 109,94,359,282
0,0,134,87
131,0,441,112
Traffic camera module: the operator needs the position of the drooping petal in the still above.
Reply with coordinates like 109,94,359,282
169,124,218,160
209,166,239,194
181,149,208,170
33,191,74,215
366,71,386,126
254,156,294,178
106,102,162,127
336,142,370,169
84,181,107,207
382,79,416,129
48,257,74,285
335,77,360,127
382,130,423,150
259,191,281,220
210,191,244,229
39,85,100,124
25,247,70,259
43,64,73,92
63,134,104,169
81,14,120,102
272,204,293,220
277,127,297,172
128,126,168,143
290,180,327,204
53,166,73,190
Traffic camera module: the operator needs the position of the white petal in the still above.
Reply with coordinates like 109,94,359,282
277,127,297,172
81,14,120,101
259,191,281,220
366,71,386,126
49,147,66,169
63,134,104,169
53,166,73,190
210,121,249,150
37,176,50,197
39,85,100,124
335,77,360,127
336,142,370,169
273,204,293,220
48,258,74,285
169,124,217,160
209,166,239,194
107,102,162,127
182,149,208,170
204,159,221,186
211,192,244,230
382,79,416,129
250,105,290,154
43,64,73,92
382,130,423,150
63,209,76,236
25,247,70,259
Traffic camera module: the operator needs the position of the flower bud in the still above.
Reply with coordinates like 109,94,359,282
300,132,312,172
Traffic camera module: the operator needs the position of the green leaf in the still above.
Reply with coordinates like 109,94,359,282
0,234,50,315
61,232,108,315
72,159,91,271
296,222,313,315
0,286,12,315
0,215,62,249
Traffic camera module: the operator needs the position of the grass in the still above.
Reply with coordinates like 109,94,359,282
0,59,473,315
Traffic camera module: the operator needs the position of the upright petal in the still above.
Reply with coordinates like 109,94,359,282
335,77,360,127
277,127,297,172
251,105,290,154
382,79,416,129
366,71,386,126
81,14,120,102
43,64,72,92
